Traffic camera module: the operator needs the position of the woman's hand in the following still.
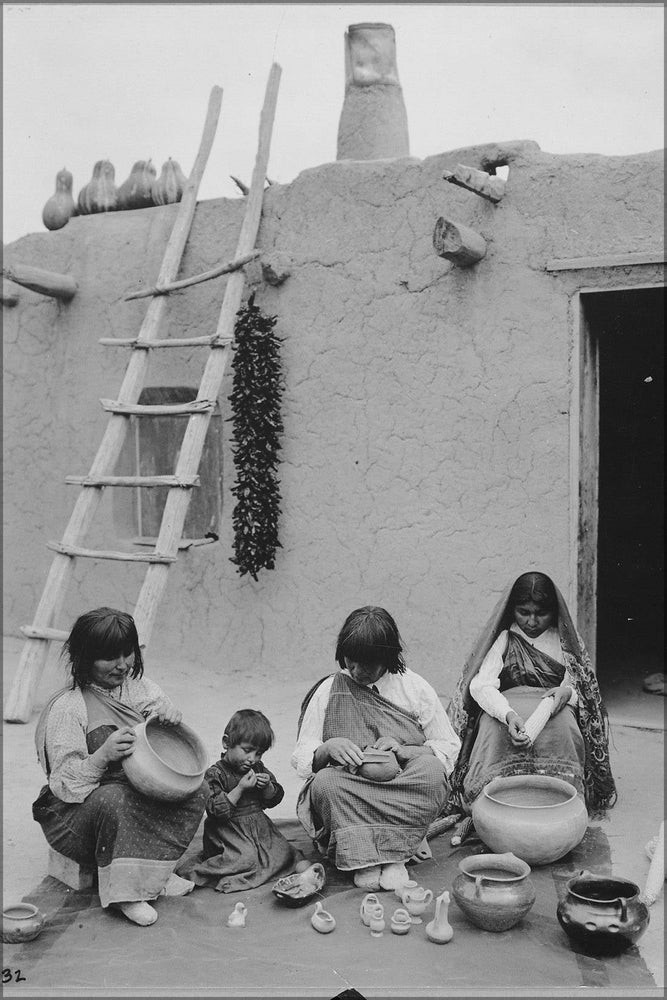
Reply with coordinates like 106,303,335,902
323,737,364,769
96,726,136,765
541,685,572,716
506,711,531,748
372,736,402,752
149,705,182,726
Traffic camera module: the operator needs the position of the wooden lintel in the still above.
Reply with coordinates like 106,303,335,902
433,217,487,267
99,398,214,415
2,262,77,300
546,250,666,272
124,250,260,301
2,279,19,307
443,164,506,203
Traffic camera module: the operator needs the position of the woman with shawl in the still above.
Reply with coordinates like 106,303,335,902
448,572,616,817
292,606,461,892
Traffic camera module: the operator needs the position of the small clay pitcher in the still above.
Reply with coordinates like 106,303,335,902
452,852,536,932
390,907,412,935
2,903,45,943
368,902,385,937
557,870,650,956
401,886,433,924
425,890,454,944
395,879,418,901
360,892,381,926
311,900,336,934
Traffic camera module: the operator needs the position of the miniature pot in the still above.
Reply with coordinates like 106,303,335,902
2,903,45,943
311,901,336,934
472,774,588,865
557,870,649,955
399,886,433,924
368,903,385,936
390,907,412,934
360,892,381,926
452,852,536,932
122,717,207,802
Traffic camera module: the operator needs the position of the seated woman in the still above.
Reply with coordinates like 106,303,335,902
448,572,617,817
33,607,207,926
292,606,461,892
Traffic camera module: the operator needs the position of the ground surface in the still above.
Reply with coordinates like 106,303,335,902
2,635,664,998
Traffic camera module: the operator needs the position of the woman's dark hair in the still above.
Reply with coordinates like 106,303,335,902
505,572,558,623
335,606,406,675
62,607,144,689
223,709,274,752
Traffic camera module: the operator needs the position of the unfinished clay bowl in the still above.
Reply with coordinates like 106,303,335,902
122,717,208,802
2,903,45,943
472,774,588,866
452,852,536,932
357,748,401,782
272,863,326,907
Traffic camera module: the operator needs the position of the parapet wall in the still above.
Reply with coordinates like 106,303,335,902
3,142,664,699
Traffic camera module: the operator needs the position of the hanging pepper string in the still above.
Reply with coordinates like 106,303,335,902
229,293,284,580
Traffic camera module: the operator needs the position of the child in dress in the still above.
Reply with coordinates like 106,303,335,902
180,709,298,892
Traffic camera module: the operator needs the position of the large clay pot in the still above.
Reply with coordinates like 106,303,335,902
557,870,650,955
452,852,536,932
2,903,45,943
336,22,409,160
121,717,207,801
472,774,588,866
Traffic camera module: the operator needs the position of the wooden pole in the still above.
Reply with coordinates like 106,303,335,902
4,85,223,723
132,62,282,647
433,217,487,267
1,263,77,300
124,250,259,301
443,164,506,203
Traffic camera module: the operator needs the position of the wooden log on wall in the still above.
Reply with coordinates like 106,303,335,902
2,262,78,300
433,217,487,267
443,164,506,203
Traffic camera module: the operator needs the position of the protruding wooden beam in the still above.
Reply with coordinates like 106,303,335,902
433,217,487,267
124,250,260,301
99,398,214,416
1,262,77,300
2,280,19,306
443,164,506,203
65,474,200,488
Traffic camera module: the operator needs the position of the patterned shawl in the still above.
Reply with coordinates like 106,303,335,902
447,574,617,815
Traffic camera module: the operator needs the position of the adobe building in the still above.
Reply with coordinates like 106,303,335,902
3,25,664,718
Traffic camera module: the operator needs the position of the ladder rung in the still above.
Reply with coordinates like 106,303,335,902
47,541,176,563
65,475,200,488
100,398,215,416
99,335,228,348
20,625,69,641
132,535,217,550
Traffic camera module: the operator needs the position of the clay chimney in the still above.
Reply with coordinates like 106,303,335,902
336,23,410,160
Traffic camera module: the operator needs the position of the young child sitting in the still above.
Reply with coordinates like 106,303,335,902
179,709,299,892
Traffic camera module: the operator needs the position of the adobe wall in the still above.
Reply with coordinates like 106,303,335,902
3,142,664,700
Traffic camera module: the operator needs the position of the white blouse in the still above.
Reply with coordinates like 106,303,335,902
42,676,175,803
291,668,461,780
469,623,578,724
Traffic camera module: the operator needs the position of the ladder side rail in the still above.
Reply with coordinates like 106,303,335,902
133,63,282,646
4,87,223,723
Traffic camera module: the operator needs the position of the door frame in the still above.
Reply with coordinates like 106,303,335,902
570,280,665,670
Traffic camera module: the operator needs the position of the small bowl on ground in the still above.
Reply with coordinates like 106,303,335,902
2,903,45,943
122,717,208,802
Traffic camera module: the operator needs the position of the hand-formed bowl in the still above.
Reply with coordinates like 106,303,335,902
357,748,401,782
472,774,588,866
272,863,326,907
2,903,45,943
122,717,208,802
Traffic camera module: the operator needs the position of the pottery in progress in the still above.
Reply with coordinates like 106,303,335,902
122,718,207,802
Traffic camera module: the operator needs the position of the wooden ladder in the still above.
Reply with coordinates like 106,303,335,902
4,65,282,723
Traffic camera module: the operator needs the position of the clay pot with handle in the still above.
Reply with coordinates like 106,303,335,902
557,870,649,955
452,852,536,932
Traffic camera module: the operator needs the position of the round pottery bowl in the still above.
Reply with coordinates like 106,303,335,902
358,748,400,782
452,852,536,932
122,717,208,802
472,774,588,866
557,870,650,955
2,903,45,943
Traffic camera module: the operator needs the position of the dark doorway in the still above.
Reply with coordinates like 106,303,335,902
584,287,664,703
